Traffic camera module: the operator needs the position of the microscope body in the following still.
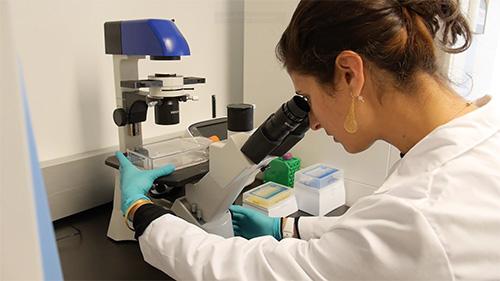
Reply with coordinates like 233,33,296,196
171,95,311,237
171,132,273,237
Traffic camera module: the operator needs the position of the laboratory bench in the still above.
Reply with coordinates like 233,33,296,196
54,202,171,280
54,197,348,280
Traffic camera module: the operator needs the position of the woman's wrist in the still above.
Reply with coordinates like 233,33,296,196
281,217,297,239
127,199,153,221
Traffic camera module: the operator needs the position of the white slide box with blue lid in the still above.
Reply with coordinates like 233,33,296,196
294,164,346,216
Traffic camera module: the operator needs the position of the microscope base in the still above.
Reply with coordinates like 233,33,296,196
107,173,136,241
107,209,135,241
171,197,234,238
106,190,234,241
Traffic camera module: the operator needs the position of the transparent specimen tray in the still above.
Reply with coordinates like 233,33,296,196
127,137,210,170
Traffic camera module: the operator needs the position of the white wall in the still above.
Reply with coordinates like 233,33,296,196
448,0,500,100
10,0,244,162
243,0,398,205
1,2,44,278
8,0,244,219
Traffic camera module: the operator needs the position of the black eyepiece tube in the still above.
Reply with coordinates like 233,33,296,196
241,95,310,164
261,96,309,141
270,116,309,156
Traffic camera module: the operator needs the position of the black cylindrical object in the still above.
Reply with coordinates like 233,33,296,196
212,95,217,118
155,97,180,125
241,95,310,164
113,108,128,127
227,103,254,132
270,116,310,156
261,96,308,141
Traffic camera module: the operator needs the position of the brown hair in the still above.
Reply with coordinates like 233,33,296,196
276,0,472,86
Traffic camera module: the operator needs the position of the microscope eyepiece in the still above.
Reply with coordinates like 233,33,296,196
287,95,310,120
262,96,309,142
241,95,310,164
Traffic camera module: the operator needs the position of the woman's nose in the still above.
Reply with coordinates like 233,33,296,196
309,112,322,130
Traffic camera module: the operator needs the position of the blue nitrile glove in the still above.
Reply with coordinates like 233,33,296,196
229,205,282,240
115,152,175,215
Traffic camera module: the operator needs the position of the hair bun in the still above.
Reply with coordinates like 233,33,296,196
396,0,471,53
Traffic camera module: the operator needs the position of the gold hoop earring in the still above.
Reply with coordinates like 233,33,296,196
344,93,364,134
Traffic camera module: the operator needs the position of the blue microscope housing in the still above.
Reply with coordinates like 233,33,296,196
104,18,205,128
105,19,191,60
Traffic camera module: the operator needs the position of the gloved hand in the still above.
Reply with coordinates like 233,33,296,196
229,205,282,240
115,152,175,215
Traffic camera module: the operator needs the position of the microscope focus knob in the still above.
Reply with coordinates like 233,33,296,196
113,108,128,127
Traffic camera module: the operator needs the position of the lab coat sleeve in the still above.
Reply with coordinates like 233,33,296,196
138,194,452,280
297,216,341,240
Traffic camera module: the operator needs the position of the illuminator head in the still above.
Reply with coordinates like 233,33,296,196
104,19,190,60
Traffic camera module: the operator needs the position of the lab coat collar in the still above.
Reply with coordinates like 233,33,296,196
375,95,500,194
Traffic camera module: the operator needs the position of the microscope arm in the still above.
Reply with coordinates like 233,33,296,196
180,132,275,224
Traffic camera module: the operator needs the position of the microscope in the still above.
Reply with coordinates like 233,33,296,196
104,19,206,241
104,19,310,241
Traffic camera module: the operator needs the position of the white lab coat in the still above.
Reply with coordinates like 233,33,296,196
138,96,500,280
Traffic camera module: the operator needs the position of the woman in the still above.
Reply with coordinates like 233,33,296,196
116,0,500,279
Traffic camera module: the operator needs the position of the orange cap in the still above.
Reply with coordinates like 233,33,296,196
209,135,221,142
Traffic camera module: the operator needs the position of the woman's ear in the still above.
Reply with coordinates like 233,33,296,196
334,51,365,97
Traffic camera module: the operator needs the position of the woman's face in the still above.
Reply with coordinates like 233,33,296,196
289,72,377,153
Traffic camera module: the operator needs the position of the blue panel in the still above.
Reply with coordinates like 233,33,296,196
121,19,190,57
19,64,63,281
